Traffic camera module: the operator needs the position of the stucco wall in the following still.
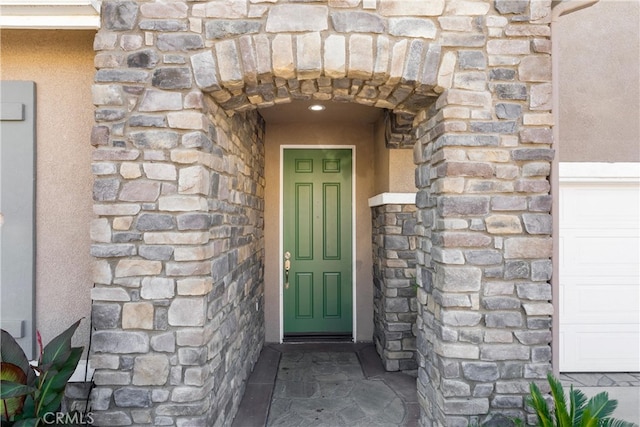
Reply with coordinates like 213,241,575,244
264,122,375,342
0,30,95,351
373,117,391,194
557,0,640,162
389,150,416,192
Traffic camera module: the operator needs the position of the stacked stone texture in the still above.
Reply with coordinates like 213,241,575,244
188,0,445,113
372,204,418,373
92,2,266,425
90,0,554,425
412,1,554,425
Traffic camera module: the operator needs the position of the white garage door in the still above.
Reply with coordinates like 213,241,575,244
559,163,640,372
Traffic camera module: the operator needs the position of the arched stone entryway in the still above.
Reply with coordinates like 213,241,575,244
91,1,553,425
194,32,441,113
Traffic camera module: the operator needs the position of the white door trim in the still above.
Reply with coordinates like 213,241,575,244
559,162,640,183
279,145,357,343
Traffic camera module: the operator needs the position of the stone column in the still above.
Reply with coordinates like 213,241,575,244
413,1,553,425
90,2,265,425
371,200,418,373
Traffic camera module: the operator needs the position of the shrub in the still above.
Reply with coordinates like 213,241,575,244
527,373,638,427
1,320,83,426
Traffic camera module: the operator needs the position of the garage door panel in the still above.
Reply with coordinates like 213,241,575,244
558,235,639,275
561,284,639,318
561,275,640,286
561,313,638,326
560,326,640,372
560,185,639,228
564,236,639,268
559,164,640,372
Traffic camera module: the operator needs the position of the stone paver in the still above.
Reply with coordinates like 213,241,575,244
233,343,418,427
561,372,640,388
268,350,416,427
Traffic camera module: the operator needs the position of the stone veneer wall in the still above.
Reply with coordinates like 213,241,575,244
89,7,265,419
372,203,418,373
89,0,555,425
412,2,554,424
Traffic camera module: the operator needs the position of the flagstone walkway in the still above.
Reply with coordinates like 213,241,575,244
231,343,640,427
231,343,419,427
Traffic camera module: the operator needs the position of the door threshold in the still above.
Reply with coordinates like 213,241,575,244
283,333,353,343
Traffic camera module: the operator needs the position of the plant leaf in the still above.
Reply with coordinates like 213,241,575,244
583,392,618,422
37,393,63,418
581,407,598,427
0,381,36,399
13,418,40,427
1,396,24,421
40,320,81,369
43,348,81,391
1,330,29,367
528,381,554,427
12,395,36,421
1,363,27,386
0,331,36,387
547,373,571,427
35,347,82,418
1,363,31,419
569,384,588,425
43,348,82,393
40,390,59,409
601,417,639,427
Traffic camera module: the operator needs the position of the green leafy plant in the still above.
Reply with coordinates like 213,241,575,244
409,273,418,291
1,320,83,426
527,373,638,427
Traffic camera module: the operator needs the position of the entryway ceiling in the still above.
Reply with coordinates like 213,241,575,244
258,100,383,124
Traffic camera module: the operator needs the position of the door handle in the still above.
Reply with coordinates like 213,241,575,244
284,251,291,289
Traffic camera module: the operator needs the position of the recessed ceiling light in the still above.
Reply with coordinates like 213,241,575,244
308,104,325,111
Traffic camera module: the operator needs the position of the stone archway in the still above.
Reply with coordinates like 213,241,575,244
91,1,554,425
192,33,441,113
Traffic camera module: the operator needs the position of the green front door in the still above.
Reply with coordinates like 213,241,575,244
283,148,353,336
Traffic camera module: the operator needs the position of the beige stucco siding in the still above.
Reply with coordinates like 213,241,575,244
557,0,640,162
388,150,416,192
1,30,95,350
373,117,390,194
263,122,375,342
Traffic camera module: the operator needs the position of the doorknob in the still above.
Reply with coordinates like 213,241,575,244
284,251,291,289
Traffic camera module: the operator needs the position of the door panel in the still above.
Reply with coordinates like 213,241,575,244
295,183,313,259
295,273,314,318
323,183,340,259
283,149,352,335
323,273,341,318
